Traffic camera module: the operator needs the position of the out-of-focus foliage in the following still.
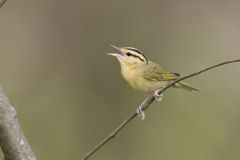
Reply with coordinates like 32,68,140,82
0,0,240,159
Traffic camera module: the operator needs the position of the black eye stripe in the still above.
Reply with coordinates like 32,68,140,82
132,55,144,62
126,48,148,64
127,53,144,62
126,48,142,55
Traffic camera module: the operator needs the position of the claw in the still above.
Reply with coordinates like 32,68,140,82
154,88,164,102
136,106,145,120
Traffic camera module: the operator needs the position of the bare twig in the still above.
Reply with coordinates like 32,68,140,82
158,59,240,94
82,59,240,160
0,0,8,8
0,87,37,160
82,97,155,160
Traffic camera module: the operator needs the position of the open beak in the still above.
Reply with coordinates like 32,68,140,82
110,44,121,52
107,45,123,57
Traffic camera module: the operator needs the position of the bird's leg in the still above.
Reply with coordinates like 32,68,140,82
154,86,165,102
136,106,145,120
136,96,151,120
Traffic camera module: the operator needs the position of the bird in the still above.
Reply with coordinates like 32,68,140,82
108,45,199,119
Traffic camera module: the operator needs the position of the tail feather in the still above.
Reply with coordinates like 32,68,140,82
175,82,200,91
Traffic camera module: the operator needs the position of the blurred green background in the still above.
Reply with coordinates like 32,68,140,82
0,0,240,159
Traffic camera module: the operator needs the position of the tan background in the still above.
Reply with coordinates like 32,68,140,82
0,0,240,159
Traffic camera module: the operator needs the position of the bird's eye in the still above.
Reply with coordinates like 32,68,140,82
126,52,131,56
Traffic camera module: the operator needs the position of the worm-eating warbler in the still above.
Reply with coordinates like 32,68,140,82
108,45,199,119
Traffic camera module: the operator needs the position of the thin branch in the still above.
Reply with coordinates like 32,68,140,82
0,0,8,8
82,97,155,160
82,59,240,160
158,59,240,94
0,87,37,160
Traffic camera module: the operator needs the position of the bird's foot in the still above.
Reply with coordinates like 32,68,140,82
154,88,164,102
136,106,145,120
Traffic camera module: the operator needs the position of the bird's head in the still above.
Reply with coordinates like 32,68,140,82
108,45,148,66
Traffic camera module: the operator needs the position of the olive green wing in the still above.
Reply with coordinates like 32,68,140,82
143,62,179,81
142,62,200,91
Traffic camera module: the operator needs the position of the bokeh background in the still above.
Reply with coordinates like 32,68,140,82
0,0,240,159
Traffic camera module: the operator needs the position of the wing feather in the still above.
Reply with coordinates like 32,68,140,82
143,62,179,81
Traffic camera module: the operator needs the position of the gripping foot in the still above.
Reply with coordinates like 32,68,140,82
154,88,164,102
136,106,145,120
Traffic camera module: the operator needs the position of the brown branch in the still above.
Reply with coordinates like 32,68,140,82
82,59,240,160
0,87,37,160
0,0,8,8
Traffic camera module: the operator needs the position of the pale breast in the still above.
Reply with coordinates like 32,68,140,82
120,64,169,93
